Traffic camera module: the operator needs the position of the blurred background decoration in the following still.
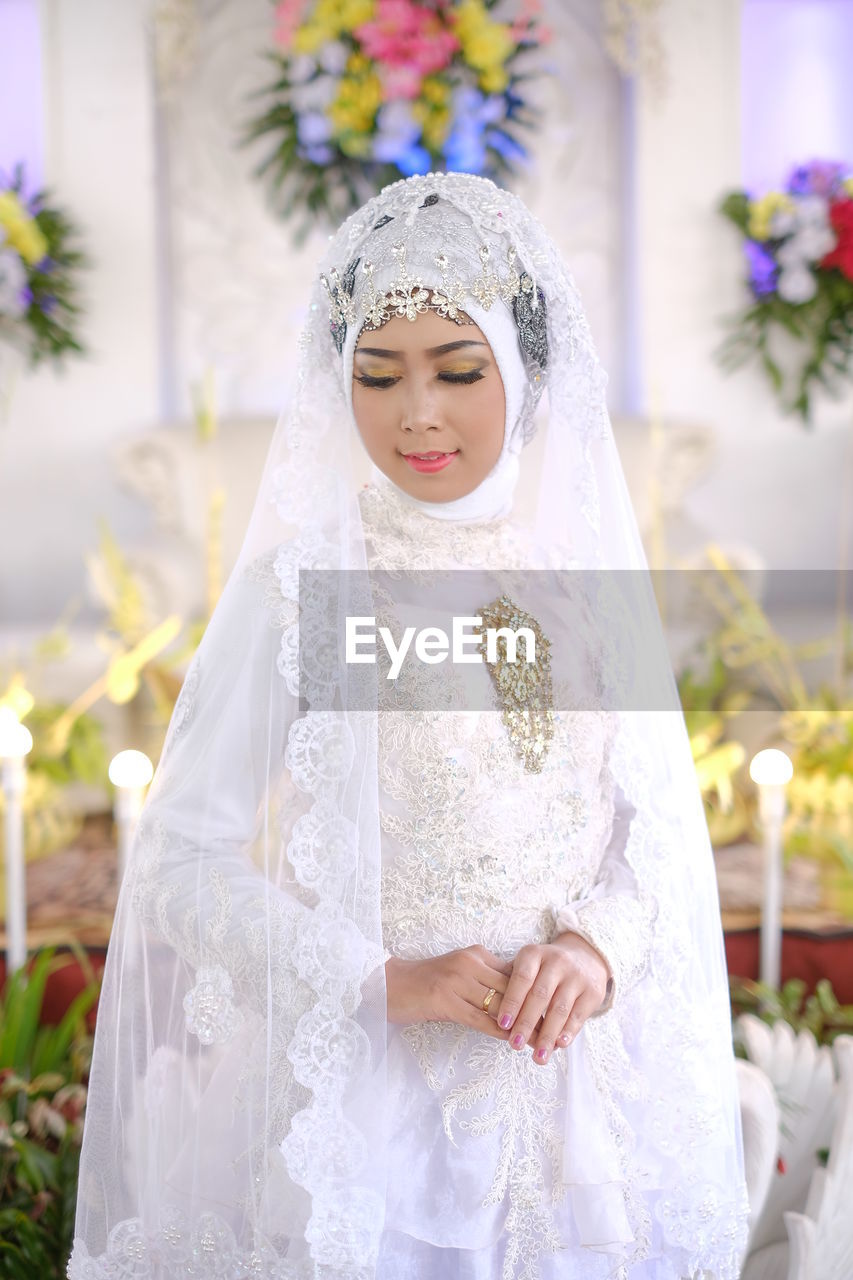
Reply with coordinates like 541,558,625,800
0,372,226,914
717,158,853,423
0,162,88,418
241,0,551,235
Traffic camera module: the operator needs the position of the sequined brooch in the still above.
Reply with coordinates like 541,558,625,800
477,594,554,773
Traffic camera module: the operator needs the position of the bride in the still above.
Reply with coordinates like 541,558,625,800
68,172,750,1280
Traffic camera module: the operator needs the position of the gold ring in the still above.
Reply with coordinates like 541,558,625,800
482,987,497,1012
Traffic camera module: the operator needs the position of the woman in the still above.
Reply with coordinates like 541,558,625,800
68,172,749,1280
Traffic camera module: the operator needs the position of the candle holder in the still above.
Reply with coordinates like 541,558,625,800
0,707,34,976
749,748,794,989
109,750,154,883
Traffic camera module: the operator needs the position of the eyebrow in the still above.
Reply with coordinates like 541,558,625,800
355,340,488,359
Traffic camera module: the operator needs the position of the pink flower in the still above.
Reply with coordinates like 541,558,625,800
382,64,426,100
510,0,547,43
355,0,459,98
274,0,309,50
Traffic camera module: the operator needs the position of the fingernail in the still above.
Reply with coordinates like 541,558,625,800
499,1014,512,1029
536,1047,548,1062
512,1033,524,1048
556,1035,568,1046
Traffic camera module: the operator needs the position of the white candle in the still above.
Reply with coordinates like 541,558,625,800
0,708,34,976
109,750,154,882
749,748,794,989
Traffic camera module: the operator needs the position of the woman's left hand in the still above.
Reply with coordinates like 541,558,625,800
494,933,611,1066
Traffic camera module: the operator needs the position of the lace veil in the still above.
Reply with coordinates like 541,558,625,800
69,173,750,1280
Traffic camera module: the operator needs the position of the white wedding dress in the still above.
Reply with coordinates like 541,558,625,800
69,170,748,1280
352,481,659,1280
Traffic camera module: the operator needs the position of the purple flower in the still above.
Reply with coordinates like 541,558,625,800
372,102,421,165
443,87,506,174
297,112,332,147
745,240,777,296
484,130,527,166
786,160,846,199
395,143,431,176
300,144,334,165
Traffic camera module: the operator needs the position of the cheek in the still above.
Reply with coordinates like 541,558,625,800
452,380,505,453
352,386,395,451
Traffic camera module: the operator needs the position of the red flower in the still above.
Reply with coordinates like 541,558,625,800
776,1155,787,1175
819,198,853,280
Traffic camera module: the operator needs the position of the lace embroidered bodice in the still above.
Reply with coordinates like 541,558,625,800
353,480,646,968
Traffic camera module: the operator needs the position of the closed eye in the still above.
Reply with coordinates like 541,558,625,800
354,373,400,388
354,369,486,389
438,369,485,384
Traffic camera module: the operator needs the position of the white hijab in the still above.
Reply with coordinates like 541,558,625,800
342,248,531,524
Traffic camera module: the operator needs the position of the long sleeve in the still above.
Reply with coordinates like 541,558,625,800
126,561,383,1028
549,781,658,1016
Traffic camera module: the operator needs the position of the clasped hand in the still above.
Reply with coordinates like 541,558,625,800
385,935,611,1067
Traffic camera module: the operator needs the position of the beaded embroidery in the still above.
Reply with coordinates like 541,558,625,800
477,594,555,774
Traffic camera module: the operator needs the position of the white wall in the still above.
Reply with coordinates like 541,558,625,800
1,0,160,625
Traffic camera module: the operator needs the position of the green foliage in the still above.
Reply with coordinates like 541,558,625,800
730,974,853,1048
24,704,108,790
0,947,99,1280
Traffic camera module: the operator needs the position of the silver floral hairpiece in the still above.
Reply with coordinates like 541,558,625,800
320,236,549,377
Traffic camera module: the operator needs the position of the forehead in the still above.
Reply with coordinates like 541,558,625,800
354,307,491,357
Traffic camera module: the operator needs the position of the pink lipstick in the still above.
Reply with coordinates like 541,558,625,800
402,450,458,473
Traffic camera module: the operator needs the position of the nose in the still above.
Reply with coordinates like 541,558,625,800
399,374,442,436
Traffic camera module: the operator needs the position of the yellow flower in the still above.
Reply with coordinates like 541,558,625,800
454,0,514,72
412,78,452,151
328,67,382,139
292,0,374,49
479,65,508,93
339,0,374,29
291,22,331,54
421,107,452,151
748,191,795,242
0,191,48,265
339,132,372,158
843,177,853,198
421,76,450,107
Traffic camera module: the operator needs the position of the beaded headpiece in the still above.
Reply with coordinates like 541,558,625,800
319,194,549,388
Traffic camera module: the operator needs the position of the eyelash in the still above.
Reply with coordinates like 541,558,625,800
354,370,485,389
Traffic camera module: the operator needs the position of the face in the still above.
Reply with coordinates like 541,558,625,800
351,307,506,502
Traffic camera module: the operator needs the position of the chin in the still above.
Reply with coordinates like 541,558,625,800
398,472,472,503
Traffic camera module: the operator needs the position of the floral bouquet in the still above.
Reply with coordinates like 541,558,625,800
716,159,853,423
241,0,549,235
0,163,88,375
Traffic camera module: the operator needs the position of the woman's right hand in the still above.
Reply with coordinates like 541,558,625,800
386,945,514,1041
